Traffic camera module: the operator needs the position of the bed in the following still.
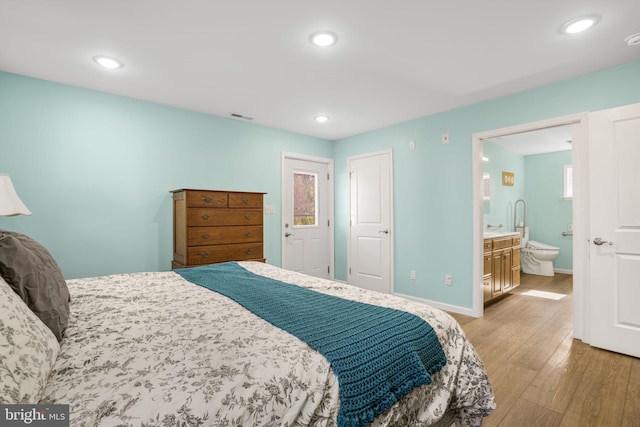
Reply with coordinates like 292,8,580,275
0,230,495,427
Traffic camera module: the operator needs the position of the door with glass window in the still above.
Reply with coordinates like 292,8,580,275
282,156,331,279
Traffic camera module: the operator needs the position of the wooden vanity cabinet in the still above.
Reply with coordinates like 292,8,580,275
484,235,521,304
483,240,492,302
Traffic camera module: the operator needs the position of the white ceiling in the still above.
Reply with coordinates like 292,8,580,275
1,1,638,141
488,125,573,156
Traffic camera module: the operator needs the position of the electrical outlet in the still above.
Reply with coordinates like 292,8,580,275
445,274,452,286
568,223,573,231
264,205,276,214
409,140,415,150
410,270,416,280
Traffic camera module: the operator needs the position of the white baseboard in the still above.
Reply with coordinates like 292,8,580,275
393,292,477,317
554,268,573,275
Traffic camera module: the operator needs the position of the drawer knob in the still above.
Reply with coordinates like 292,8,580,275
201,234,209,239
245,214,252,220
203,197,212,203
202,214,210,220
199,252,209,258
242,197,249,204
245,248,253,254
245,231,253,237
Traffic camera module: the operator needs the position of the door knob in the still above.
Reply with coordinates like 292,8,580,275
593,237,613,246
284,232,294,237
379,229,389,234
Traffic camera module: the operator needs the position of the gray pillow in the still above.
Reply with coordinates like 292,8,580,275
0,230,70,341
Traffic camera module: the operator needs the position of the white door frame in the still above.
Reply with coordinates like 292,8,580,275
281,152,335,278
472,113,589,341
347,148,394,292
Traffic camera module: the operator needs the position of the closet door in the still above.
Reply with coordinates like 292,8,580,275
348,149,393,294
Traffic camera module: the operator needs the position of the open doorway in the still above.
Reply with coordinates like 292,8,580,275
483,125,574,272
481,125,574,311
472,113,588,341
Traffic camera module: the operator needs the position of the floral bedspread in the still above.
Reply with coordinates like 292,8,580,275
40,262,495,427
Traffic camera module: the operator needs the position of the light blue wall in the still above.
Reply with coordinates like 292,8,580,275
525,150,573,270
481,143,573,271
482,141,525,232
333,60,640,309
2,61,640,308
0,71,332,279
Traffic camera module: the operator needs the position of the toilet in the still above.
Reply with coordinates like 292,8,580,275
519,227,560,276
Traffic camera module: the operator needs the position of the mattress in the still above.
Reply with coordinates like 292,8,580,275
39,261,495,426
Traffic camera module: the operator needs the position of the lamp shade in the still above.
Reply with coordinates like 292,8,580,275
0,173,31,216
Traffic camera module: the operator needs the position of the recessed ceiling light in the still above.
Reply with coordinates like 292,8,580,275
625,32,640,46
309,31,338,47
315,115,329,123
559,15,600,34
93,55,124,69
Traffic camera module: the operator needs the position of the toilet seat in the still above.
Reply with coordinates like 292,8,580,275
526,240,559,251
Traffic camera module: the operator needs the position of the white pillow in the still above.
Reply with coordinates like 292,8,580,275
0,275,60,403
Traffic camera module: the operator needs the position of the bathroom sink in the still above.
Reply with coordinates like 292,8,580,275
483,232,501,238
484,231,519,238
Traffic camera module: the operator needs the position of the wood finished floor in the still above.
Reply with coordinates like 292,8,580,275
448,273,640,427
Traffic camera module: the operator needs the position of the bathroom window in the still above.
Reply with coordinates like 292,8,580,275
563,165,573,200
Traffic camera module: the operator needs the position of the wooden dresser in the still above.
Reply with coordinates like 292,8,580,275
171,189,266,269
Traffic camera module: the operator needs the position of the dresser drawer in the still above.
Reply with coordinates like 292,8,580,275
188,208,263,226
187,226,263,246
186,191,228,208
229,192,263,209
187,243,263,265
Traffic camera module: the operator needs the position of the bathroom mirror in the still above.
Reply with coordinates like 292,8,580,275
483,173,491,213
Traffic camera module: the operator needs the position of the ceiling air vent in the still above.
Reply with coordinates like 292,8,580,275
230,113,254,120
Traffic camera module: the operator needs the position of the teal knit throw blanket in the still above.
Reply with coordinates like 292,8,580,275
176,262,447,427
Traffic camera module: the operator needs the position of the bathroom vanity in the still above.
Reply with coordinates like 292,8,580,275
483,232,521,304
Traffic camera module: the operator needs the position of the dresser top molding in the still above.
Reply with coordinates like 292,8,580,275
170,189,267,194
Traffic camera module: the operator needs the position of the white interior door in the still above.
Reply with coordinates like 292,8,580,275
282,155,332,279
348,149,393,293
588,103,640,358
